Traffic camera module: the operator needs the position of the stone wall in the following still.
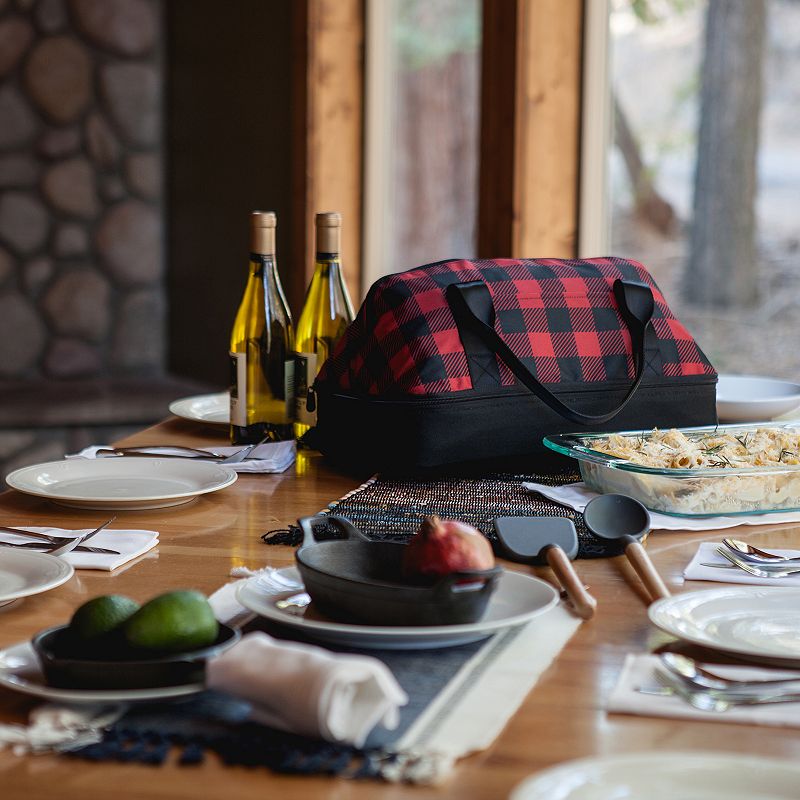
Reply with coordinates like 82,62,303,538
0,0,164,380
0,0,207,479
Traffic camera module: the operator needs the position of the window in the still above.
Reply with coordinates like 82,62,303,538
364,0,482,283
607,0,800,378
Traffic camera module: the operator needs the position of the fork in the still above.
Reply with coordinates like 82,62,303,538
95,439,267,464
716,546,800,578
650,668,800,711
46,518,116,557
700,561,800,575
219,437,271,464
96,444,228,459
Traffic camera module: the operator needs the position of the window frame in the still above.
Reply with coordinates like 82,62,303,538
303,0,589,300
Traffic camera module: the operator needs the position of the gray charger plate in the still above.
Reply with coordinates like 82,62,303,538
236,566,559,650
0,640,204,703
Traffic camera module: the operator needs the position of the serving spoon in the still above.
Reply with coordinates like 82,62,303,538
583,493,671,601
722,537,800,564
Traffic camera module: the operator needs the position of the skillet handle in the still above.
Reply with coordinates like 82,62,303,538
433,566,503,599
297,514,371,548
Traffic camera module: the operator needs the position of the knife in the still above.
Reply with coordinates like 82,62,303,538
0,542,120,555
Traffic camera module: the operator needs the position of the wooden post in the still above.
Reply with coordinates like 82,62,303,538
291,0,365,315
478,0,584,259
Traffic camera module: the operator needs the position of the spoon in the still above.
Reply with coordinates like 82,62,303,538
659,652,800,693
583,493,670,601
722,537,800,564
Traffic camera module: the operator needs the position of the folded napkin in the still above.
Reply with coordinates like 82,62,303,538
608,653,800,728
684,541,800,586
524,481,800,531
207,632,408,747
0,527,158,571
68,441,296,474
208,566,299,626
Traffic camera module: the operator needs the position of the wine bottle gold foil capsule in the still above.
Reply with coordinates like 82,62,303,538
315,211,341,254
251,210,276,255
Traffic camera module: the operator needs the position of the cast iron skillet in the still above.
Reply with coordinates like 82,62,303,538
295,515,502,627
32,623,240,690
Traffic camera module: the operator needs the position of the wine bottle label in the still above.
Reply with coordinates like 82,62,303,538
293,352,318,425
229,351,247,427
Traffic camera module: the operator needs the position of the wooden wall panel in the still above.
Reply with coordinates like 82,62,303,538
479,0,584,260
291,0,364,313
166,0,295,388
477,0,519,259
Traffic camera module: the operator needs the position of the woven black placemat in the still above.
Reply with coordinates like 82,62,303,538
263,466,613,558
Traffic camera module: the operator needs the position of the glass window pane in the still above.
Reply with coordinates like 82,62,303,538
378,0,482,277
609,0,799,379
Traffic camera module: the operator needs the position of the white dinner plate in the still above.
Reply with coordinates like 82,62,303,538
6,458,238,510
236,567,559,650
717,374,800,422
510,751,800,800
0,641,202,704
0,549,73,604
649,586,800,666
169,392,229,426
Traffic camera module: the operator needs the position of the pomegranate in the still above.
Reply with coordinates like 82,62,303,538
402,515,495,579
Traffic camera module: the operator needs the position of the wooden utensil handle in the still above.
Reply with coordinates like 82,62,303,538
625,540,671,601
545,546,597,620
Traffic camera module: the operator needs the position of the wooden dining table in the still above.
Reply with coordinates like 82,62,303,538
1,415,800,799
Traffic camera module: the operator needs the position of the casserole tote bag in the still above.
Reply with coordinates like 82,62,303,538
311,257,717,471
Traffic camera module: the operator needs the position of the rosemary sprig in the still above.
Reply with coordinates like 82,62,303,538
707,454,733,468
734,433,751,452
700,443,725,455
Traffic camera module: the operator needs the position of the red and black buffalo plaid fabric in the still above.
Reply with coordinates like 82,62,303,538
316,257,715,398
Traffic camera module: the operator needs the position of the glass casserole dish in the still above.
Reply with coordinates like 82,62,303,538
544,422,800,517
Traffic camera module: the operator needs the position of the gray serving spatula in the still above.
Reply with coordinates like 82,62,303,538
493,517,597,619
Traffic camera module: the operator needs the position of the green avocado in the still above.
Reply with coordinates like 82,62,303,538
69,595,141,641
124,590,218,653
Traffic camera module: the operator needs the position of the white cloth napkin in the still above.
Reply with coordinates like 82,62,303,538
684,541,800,586
208,566,300,626
68,442,296,474
608,653,800,728
0,527,158,571
207,632,408,747
523,481,800,531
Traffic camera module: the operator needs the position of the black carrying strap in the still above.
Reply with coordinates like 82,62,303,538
445,279,655,425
